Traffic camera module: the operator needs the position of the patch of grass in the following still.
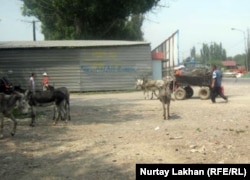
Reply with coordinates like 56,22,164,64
235,130,246,134
12,109,46,119
196,128,202,132
223,128,246,134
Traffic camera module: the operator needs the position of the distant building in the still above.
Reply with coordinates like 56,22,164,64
221,60,237,70
221,60,246,74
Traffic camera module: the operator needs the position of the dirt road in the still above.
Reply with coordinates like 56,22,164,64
0,79,249,179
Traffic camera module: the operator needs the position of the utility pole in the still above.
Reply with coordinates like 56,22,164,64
231,28,249,72
32,20,37,41
21,20,39,41
247,29,250,71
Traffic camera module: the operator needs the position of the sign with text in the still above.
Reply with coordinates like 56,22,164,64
136,164,249,179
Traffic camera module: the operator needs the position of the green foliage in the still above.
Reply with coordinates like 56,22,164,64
190,46,196,57
187,40,250,70
186,42,227,65
200,42,227,65
234,54,246,65
21,0,160,40
184,42,229,68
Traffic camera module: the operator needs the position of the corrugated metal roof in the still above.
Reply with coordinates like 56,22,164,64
0,40,150,49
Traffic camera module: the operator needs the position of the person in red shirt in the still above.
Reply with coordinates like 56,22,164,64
42,72,49,91
174,65,185,76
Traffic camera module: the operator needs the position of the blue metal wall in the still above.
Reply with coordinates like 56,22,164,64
152,60,162,80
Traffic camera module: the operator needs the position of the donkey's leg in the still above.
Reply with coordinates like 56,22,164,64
52,105,56,120
53,105,60,125
143,90,147,99
30,106,36,127
62,100,70,122
53,101,66,125
150,91,154,99
167,102,170,119
146,89,150,99
162,102,166,120
67,100,71,121
9,113,17,136
59,100,67,121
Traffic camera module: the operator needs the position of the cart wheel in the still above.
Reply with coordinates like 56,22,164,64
175,87,186,100
198,87,210,100
184,86,194,98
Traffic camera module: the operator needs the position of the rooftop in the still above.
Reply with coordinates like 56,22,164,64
0,40,150,49
221,60,237,66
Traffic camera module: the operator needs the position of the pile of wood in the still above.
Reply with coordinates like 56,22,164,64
183,67,212,77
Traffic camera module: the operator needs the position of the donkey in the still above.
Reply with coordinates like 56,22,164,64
26,87,70,127
156,81,175,120
135,78,164,99
46,85,71,123
0,91,29,138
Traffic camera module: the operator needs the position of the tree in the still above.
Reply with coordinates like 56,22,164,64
187,46,200,62
21,0,160,40
200,42,227,65
234,54,246,66
190,46,196,57
200,43,210,64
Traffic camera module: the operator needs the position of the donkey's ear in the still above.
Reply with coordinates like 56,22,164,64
24,89,30,96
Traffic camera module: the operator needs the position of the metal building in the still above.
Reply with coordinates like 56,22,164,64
0,40,152,92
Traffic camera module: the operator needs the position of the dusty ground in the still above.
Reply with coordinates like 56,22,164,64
0,78,249,180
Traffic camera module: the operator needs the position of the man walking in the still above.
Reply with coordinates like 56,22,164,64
210,65,228,103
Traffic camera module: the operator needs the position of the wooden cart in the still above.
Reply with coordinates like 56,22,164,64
174,72,212,100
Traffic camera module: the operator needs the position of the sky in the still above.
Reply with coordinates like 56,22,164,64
0,0,249,59
143,0,250,58
0,0,44,41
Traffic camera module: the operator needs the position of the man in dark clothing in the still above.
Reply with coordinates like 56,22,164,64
210,65,228,103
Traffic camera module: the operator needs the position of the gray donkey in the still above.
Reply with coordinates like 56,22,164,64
156,81,175,120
